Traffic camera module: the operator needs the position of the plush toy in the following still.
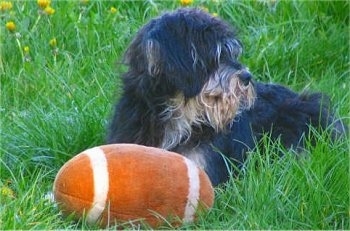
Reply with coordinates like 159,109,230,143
53,144,214,228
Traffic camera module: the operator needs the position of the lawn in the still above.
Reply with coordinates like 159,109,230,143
1,0,349,229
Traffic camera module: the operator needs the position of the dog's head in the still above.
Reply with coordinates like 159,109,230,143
123,8,255,148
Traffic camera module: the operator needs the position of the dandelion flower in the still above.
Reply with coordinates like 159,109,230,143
23,46,31,62
49,38,57,47
200,6,209,12
212,12,218,17
0,1,13,11
0,186,15,198
44,6,55,15
23,46,30,53
5,21,15,32
110,6,117,14
180,0,193,6
37,0,50,9
80,0,89,5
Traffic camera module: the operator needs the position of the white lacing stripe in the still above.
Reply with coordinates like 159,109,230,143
84,147,109,224
182,157,200,223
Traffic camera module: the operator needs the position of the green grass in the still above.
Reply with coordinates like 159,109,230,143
1,0,349,229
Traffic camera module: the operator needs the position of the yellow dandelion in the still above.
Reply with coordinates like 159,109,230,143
44,6,55,15
1,186,15,198
23,46,30,53
5,21,15,32
180,0,193,6
110,6,117,14
80,0,89,5
200,6,209,12
37,0,50,9
49,38,57,47
212,12,218,17
0,1,13,11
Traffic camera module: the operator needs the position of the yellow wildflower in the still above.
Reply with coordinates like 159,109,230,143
23,46,31,62
37,0,50,9
180,0,193,6
80,0,89,5
23,46,30,53
110,6,117,14
5,21,15,32
44,6,55,15
49,38,57,47
200,6,209,12
0,1,13,11
212,12,218,17
1,186,15,198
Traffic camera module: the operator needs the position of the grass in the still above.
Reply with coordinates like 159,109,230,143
1,0,349,230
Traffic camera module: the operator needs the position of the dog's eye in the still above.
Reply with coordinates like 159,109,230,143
224,39,242,59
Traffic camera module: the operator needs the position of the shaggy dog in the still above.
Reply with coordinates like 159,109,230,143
107,8,346,186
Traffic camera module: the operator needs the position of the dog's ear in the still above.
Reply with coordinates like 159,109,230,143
220,38,243,61
145,39,162,77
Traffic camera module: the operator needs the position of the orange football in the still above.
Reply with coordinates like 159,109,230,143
53,144,214,228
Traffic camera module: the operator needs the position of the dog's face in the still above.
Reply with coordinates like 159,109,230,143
123,8,255,148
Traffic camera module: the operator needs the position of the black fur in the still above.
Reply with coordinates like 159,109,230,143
107,8,346,186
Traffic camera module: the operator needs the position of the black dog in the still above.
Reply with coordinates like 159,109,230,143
107,8,346,186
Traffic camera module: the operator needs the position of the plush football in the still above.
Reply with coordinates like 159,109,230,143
53,144,214,228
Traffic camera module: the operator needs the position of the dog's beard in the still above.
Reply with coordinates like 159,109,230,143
160,66,255,150
201,66,255,130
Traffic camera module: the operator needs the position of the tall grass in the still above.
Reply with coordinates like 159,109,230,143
1,0,349,229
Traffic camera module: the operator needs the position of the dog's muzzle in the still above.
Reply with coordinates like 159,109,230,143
196,67,255,132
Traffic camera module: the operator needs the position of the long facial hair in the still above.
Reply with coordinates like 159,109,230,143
160,67,256,150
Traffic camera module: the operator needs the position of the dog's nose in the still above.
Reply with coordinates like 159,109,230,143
238,70,252,86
